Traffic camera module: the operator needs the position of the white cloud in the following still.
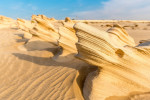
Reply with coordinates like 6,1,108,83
11,3,38,11
72,0,150,20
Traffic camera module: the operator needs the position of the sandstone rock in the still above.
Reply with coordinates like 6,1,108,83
74,22,150,100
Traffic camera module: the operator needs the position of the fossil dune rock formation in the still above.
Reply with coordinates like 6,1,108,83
0,15,92,100
32,15,56,22
0,15,16,29
16,17,95,99
29,17,59,44
0,15,14,23
17,16,78,62
17,18,34,39
58,26,77,55
0,27,96,100
53,18,78,62
17,15,59,43
107,24,135,47
17,18,35,32
17,15,60,52
2,14,150,100
74,22,150,100
16,16,150,99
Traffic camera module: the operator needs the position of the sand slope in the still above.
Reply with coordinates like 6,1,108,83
1,15,150,100
0,27,97,100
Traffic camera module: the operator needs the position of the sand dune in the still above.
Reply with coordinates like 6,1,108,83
0,27,96,100
0,15,98,100
1,15,150,100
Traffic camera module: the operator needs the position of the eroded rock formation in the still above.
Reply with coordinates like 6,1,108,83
30,17,59,44
32,15,56,22
2,14,150,100
74,22,150,100
0,15,16,28
16,17,93,99
107,24,135,47
17,18,35,39
17,15,150,99
17,15,60,52
0,15,14,23
17,16,78,62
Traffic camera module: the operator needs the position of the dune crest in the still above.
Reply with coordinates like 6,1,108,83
74,22,150,100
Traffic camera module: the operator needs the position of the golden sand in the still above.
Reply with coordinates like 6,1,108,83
0,15,150,100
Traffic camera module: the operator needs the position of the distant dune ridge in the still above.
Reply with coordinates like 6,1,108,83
1,15,150,100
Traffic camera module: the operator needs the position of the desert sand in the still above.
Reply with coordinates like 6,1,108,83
1,15,150,100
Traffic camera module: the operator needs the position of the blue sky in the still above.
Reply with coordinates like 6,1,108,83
0,0,108,20
0,0,150,20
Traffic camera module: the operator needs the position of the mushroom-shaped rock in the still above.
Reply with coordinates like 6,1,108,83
74,22,150,100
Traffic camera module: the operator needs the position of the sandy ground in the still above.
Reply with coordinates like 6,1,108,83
0,27,97,100
0,20,150,100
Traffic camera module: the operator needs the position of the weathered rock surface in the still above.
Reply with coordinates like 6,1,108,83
0,15,16,29
74,22,150,100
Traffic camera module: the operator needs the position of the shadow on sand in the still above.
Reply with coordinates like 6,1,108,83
13,36,98,98
12,52,98,98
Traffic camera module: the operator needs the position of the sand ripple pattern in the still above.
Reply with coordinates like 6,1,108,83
0,28,88,100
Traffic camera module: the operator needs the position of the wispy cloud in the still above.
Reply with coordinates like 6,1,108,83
9,3,39,19
77,0,83,7
72,0,150,20
61,8,68,11
11,3,38,11
27,4,38,11
11,2,24,10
